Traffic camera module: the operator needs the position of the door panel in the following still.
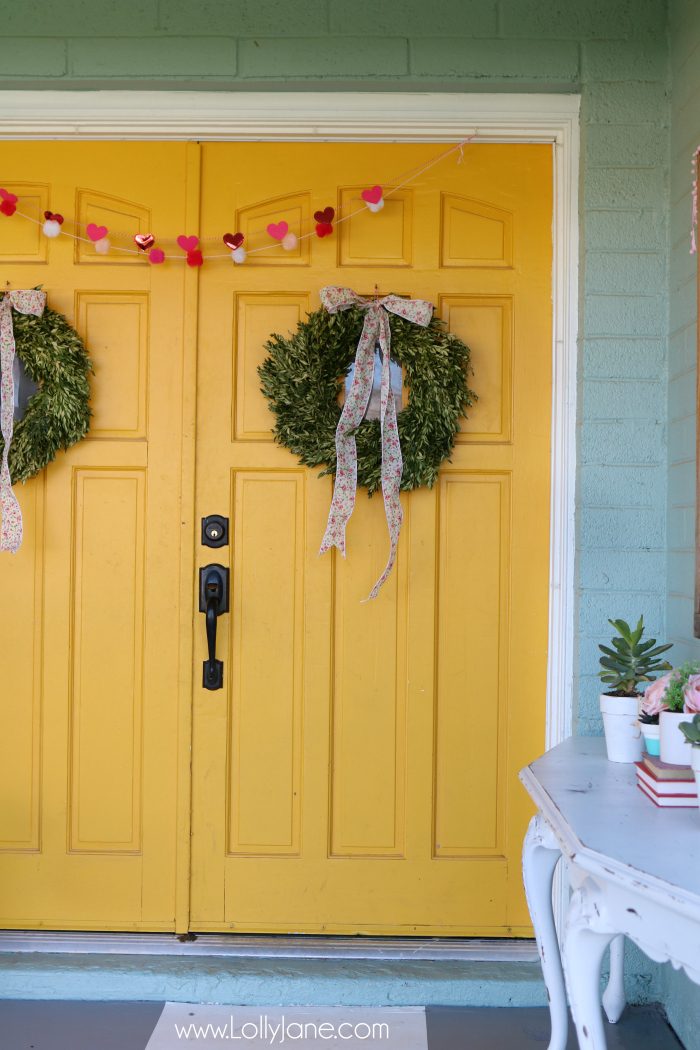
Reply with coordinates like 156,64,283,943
0,143,195,929
192,142,552,935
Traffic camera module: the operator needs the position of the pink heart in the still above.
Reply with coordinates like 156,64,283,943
361,185,383,205
148,248,165,264
0,188,17,203
266,221,288,241
86,222,108,242
177,234,199,252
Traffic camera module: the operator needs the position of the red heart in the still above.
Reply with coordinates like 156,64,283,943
44,210,64,224
148,248,165,264
186,249,203,268
314,206,335,224
0,200,16,217
223,231,244,250
315,222,333,238
266,221,288,241
177,234,199,252
134,233,155,251
0,188,17,203
86,222,108,242
361,185,383,205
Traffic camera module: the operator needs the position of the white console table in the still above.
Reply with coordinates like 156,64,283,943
520,736,700,1050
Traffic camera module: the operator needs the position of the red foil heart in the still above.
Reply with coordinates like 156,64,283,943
134,233,155,251
314,207,335,224
223,232,244,250
43,210,64,224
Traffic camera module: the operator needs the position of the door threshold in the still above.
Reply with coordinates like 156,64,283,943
0,932,538,963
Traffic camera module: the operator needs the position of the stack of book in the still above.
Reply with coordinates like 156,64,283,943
636,753,698,808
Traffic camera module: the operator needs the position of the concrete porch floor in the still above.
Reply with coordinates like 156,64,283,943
0,1001,683,1049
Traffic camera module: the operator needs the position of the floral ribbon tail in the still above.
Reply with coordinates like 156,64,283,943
317,286,432,601
363,311,403,601
318,310,379,558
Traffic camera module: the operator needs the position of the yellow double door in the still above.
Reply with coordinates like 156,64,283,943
0,141,551,935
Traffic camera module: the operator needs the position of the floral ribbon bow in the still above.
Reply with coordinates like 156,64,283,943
319,286,433,600
0,289,46,552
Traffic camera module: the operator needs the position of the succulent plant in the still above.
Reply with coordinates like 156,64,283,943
598,616,673,697
680,714,700,745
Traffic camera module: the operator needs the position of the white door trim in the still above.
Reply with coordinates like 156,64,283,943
1,88,578,761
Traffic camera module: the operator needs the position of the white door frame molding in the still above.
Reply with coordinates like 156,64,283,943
1,87,578,782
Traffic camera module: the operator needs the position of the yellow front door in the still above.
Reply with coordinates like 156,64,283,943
191,142,552,935
0,142,198,929
1,140,550,935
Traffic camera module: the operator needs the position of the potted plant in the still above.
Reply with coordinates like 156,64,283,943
598,617,673,763
679,713,700,809
659,663,700,765
638,672,673,755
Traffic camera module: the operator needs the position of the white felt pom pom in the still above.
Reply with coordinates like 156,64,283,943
366,199,384,213
231,247,247,264
42,219,62,238
282,231,298,251
94,237,111,255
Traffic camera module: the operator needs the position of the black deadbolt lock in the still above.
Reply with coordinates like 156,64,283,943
202,514,229,548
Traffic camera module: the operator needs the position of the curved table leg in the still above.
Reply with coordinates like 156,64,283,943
563,883,616,1050
602,935,626,1024
522,814,568,1050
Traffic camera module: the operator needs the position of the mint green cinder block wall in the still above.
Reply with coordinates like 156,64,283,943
2,0,693,1029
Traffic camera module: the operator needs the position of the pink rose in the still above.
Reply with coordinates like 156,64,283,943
641,672,672,716
684,674,700,712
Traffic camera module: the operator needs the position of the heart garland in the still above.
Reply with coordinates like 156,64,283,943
0,139,471,265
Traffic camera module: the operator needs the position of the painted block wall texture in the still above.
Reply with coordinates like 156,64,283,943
0,0,668,90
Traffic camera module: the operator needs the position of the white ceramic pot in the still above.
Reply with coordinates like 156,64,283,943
600,693,643,763
659,711,692,766
640,721,660,756
691,749,700,812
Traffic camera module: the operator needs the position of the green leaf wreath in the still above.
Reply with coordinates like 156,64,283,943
1,304,92,483
259,304,476,495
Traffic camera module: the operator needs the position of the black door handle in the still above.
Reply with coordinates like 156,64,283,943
199,564,229,690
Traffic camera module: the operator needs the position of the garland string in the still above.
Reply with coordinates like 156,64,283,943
4,139,474,263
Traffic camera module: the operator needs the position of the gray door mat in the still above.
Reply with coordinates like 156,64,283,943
0,1000,684,1050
